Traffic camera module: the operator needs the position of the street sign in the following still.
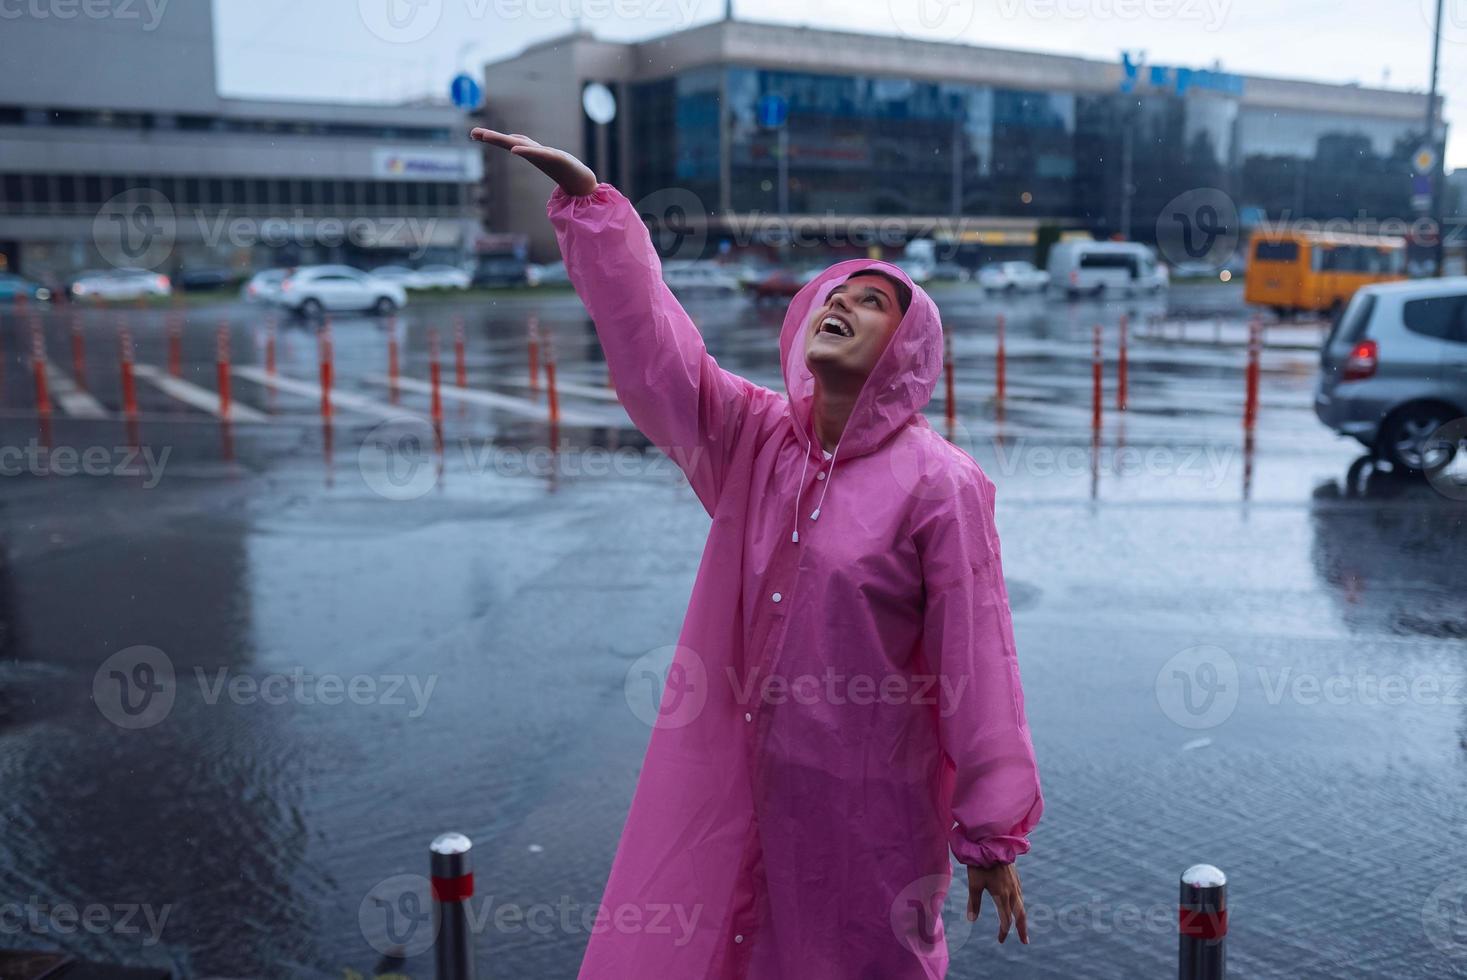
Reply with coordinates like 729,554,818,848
756,93,788,128
582,83,617,125
450,74,482,110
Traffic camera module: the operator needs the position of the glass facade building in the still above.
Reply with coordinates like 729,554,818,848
628,65,1429,243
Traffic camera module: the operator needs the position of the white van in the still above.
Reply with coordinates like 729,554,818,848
1047,241,1169,298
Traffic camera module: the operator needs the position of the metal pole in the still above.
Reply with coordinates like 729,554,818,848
1119,101,1135,241
777,124,789,217
431,832,475,980
1178,864,1227,980
1426,0,1446,277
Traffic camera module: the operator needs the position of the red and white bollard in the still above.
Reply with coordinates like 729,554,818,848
1091,323,1104,436
119,327,139,418
216,322,233,418
545,341,560,430
527,316,541,395
429,327,444,426
70,311,86,387
264,320,277,379
453,316,467,389
943,332,956,439
387,316,401,404
1117,314,1129,412
318,319,334,420
30,320,51,418
167,313,183,378
995,313,1007,405
1243,317,1262,432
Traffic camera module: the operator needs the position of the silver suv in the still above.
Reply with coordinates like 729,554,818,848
1315,278,1467,472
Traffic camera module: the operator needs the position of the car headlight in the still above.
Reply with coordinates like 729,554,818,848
35,288,51,301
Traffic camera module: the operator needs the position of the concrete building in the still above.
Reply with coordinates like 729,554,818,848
0,2,482,285
481,20,1439,264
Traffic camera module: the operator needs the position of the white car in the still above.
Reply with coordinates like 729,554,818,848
278,265,407,317
371,265,427,289
1047,241,1169,297
662,261,740,295
526,261,572,288
414,264,471,290
894,260,933,285
241,268,290,304
71,268,172,301
977,261,1050,293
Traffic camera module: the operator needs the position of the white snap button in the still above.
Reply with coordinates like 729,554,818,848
816,471,826,480
771,592,782,603
744,712,752,722
735,934,744,944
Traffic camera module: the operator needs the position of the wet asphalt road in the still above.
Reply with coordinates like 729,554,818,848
0,282,1465,979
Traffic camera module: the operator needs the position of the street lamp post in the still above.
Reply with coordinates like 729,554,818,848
1426,0,1446,277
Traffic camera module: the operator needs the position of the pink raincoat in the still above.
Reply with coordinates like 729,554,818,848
550,184,1043,979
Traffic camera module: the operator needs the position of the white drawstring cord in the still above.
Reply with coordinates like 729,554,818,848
790,447,811,543
808,431,842,522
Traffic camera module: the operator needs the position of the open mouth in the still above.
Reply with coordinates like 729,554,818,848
817,313,854,338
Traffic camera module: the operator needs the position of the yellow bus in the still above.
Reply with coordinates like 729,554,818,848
1245,230,1407,318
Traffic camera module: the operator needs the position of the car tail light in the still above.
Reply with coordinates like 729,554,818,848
281,278,294,291
154,275,170,290
1069,270,1079,286
1341,339,1377,381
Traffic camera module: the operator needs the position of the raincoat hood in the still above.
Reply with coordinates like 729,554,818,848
779,259,945,461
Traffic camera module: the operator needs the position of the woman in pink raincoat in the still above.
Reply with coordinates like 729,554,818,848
473,128,1043,979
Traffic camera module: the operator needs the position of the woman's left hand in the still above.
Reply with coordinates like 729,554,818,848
966,862,1029,944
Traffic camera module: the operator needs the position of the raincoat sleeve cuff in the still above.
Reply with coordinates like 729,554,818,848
950,831,1031,869
547,182,616,209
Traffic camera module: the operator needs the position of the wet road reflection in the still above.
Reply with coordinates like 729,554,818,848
0,284,1463,978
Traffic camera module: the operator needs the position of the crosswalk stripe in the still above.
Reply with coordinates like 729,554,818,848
363,374,630,428
500,377,623,403
233,366,425,421
133,365,269,422
44,364,107,418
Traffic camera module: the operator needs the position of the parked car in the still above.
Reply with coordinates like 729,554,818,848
371,265,427,290
177,265,241,292
70,268,172,301
894,260,933,285
1047,241,1168,297
1315,278,1467,472
746,269,805,302
241,268,291,304
663,261,740,295
930,262,972,282
414,264,471,290
977,261,1050,293
527,261,571,288
0,272,52,303
472,257,530,288
277,265,406,317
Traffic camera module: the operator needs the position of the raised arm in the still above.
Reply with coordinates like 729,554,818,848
471,129,767,513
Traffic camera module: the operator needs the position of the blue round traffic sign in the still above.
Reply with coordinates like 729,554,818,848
756,93,788,128
450,74,483,110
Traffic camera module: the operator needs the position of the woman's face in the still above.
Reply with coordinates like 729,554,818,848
804,274,904,384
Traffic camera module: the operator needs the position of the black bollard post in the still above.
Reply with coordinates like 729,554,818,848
430,832,475,980
1178,864,1227,980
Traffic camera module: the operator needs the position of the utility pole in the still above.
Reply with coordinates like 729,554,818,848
1426,0,1446,277
1119,100,1136,241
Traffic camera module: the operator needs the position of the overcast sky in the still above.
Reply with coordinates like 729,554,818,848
214,0,1467,168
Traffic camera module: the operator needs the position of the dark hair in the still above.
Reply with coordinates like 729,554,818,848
845,269,912,315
